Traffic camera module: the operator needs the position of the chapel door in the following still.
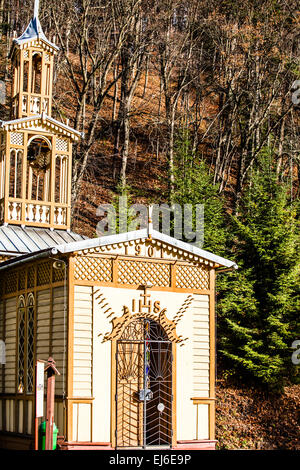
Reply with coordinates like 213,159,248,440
116,318,173,448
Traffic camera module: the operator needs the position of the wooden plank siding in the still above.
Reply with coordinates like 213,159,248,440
192,294,210,397
4,297,16,394
73,286,93,398
36,286,67,395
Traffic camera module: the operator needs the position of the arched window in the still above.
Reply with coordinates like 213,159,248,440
27,137,51,201
55,155,68,204
17,293,35,395
23,60,29,93
17,295,26,394
31,53,42,94
26,293,35,394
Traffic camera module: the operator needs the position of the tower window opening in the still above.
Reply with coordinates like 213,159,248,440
23,60,29,93
27,137,51,201
55,155,68,204
9,149,23,198
31,53,42,94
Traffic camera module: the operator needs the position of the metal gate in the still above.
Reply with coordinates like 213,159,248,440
116,318,173,448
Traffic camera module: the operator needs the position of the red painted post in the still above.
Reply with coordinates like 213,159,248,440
44,357,60,450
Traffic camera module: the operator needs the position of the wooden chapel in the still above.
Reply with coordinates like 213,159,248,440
0,1,237,450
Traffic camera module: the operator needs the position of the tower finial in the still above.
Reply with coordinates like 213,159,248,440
34,0,39,19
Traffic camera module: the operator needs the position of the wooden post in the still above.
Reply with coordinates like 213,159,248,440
44,357,60,450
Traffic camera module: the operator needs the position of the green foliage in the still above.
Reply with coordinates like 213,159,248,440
172,131,227,254
218,151,300,391
111,183,138,233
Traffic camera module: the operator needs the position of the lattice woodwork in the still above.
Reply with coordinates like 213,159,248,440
10,133,24,146
17,297,25,394
26,294,35,394
0,260,67,296
5,271,17,294
18,269,26,291
0,255,211,296
56,137,68,152
37,262,51,286
118,260,170,287
176,264,209,290
74,256,113,282
27,266,35,288
53,266,65,283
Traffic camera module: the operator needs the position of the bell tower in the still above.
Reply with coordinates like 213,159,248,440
10,0,57,119
0,0,82,231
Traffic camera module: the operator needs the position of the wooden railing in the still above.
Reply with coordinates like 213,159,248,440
2,197,69,228
11,93,50,118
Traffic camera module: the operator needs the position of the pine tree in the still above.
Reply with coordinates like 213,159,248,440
217,152,300,391
172,131,227,254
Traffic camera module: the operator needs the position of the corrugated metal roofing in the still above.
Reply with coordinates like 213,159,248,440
0,227,237,271
0,225,86,256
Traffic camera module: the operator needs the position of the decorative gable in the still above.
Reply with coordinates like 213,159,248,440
0,115,81,141
75,237,219,266
73,237,213,293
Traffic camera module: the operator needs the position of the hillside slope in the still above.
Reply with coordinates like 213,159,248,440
216,379,300,450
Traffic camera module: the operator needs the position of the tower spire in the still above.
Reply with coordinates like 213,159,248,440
33,0,40,19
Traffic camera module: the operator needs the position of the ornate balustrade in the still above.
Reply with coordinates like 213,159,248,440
11,93,50,117
5,197,68,228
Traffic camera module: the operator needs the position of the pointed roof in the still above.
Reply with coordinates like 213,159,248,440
10,0,58,55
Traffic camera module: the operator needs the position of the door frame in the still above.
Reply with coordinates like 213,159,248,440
111,326,177,449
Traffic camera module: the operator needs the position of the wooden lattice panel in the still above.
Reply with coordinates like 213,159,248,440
37,262,51,286
118,260,171,287
18,269,26,291
74,256,113,282
5,271,17,294
53,266,65,283
176,264,209,290
56,137,69,152
27,266,35,288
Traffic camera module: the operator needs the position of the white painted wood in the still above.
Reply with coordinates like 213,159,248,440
4,297,16,393
73,285,92,398
197,404,209,439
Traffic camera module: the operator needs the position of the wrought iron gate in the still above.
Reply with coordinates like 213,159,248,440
116,318,173,448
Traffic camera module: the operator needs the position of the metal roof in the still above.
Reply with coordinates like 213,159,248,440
0,114,83,141
13,17,58,50
11,0,59,53
0,227,238,271
54,228,238,269
0,225,86,256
